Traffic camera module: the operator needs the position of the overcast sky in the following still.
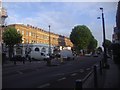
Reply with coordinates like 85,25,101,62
3,0,118,47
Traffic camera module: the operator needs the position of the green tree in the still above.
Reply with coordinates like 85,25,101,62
2,27,22,60
104,39,112,55
87,36,98,53
104,39,112,49
70,25,97,53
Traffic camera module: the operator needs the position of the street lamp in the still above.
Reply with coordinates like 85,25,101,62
99,7,109,68
48,25,51,57
47,25,51,66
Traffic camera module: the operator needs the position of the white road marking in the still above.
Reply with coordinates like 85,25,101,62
80,69,84,73
37,83,50,88
58,77,66,81
71,73,77,76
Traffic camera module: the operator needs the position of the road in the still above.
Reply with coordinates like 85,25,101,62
2,55,102,88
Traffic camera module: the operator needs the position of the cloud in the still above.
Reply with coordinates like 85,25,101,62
4,2,117,47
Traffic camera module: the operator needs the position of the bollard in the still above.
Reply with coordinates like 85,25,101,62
47,58,51,66
13,58,16,65
61,57,64,64
94,65,98,88
23,57,25,64
75,79,82,90
99,61,102,75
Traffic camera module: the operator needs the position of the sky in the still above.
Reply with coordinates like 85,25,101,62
2,0,118,47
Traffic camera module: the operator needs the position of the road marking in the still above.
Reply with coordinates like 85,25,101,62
16,71,23,74
86,68,90,71
80,69,84,73
71,73,77,76
37,83,50,88
58,77,66,81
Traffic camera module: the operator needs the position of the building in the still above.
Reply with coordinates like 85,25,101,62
112,27,120,43
111,1,120,61
0,0,8,43
8,24,73,48
112,1,120,44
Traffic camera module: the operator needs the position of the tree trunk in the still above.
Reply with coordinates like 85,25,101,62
9,45,14,61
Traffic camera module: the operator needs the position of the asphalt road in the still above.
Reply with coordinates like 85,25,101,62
2,55,102,88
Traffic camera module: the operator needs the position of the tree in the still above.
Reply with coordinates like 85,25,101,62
87,36,98,53
70,25,97,53
104,39,112,55
2,27,22,60
104,39,112,49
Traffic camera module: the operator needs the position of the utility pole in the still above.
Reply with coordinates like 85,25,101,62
47,25,51,66
100,7,109,69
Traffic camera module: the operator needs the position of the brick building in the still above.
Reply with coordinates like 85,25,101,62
8,24,73,48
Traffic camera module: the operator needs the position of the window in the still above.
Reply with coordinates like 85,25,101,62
17,29,20,33
29,32,31,36
35,47,39,52
31,40,34,43
22,31,24,35
26,31,29,36
41,47,46,53
26,39,29,43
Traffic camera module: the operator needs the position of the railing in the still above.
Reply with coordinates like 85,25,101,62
75,61,103,89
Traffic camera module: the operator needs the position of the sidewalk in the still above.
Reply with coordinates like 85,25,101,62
83,58,120,88
101,59,120,88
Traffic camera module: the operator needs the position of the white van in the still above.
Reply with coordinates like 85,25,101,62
26,44,54,60
60,49,74,60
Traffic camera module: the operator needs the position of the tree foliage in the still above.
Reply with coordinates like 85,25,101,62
2,27,22,46
87,36,98,53
70,25,97,53
104,39,112,49
2,27,22,60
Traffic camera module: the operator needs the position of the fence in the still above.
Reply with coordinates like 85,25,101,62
75,61,103,89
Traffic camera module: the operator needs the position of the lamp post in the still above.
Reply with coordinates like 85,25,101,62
47,25,51,66
49,25,51,57
99,7,109,68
